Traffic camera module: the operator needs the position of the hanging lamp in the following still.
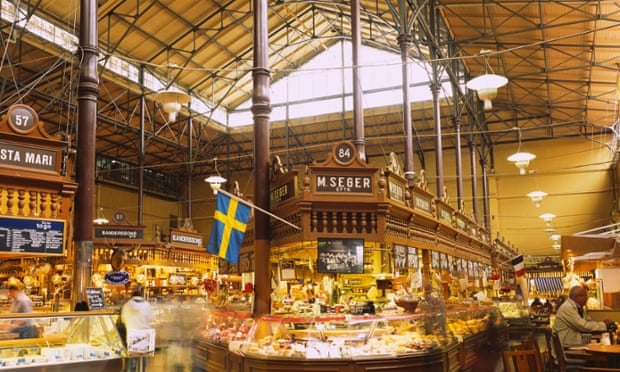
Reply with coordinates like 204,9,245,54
154,90,190,122
507,127,536,175
204,158,227,194
466,50,508,111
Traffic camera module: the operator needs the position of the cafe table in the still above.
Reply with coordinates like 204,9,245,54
585,344,620,368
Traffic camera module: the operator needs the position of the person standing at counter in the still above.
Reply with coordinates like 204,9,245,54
552,285,611,348
121,283,154,372
3,285,38,338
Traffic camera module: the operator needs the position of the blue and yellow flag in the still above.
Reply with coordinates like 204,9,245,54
207,192,250,264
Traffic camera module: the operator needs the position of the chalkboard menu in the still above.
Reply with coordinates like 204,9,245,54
86,287,105,310
0,216,65,254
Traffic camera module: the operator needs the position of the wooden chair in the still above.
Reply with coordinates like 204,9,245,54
510,338,549,371
503,349,544,372
550,332,587,372
544,328,560,371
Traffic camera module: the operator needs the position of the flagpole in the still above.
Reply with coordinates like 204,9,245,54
216,188,302,230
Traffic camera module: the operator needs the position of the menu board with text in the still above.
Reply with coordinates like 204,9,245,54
0,217,65,254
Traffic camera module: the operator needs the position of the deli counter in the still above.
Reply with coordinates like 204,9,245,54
0,311,125,371
192,305,506,372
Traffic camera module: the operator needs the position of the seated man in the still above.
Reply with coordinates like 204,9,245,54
553,285,610,346
551,285,611,364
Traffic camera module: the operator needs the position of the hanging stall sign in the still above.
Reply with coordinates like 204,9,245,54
169,228,203,250
0,216,65,255
94,226,144,240
104,270,130,285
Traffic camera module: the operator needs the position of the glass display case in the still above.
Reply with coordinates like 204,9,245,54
0,311,125,370
192,306,505,371
446,305,505,339
237,313,452,359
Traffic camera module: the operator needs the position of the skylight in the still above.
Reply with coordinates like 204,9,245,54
230,41,454,127
3,3,454,130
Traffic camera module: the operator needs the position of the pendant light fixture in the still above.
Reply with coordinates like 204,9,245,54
527,190,547,207
539,212,556,227
204,157,227,194
153,61,191,122
466,50,508,111
154,90,190,122
507,126,536,175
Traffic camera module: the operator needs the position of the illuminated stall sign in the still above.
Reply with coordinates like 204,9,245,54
0,216,65,254
170,230,203,250
94,226,143,240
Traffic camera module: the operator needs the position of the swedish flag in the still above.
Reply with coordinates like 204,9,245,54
207,192,251,264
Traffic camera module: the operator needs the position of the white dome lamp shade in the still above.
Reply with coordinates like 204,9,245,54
204,158,227,195
508,152,536,175
154,90,191,122
466,73,508,111
527,190,548,207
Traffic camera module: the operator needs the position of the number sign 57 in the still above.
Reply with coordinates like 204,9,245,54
7,104,38,134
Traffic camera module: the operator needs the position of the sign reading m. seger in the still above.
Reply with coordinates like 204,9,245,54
315,175,372,193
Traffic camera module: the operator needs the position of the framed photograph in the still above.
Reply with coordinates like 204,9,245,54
439,253,448,270
407,247,418,269
317,238,364,274
431,251,439,269
394,245,406,269
168,273,186,286
280,259,296,281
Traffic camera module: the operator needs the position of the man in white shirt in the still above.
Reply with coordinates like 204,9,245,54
120,283,154,372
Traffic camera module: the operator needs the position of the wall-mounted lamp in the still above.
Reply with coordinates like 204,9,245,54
527,190,547,207
466,50,508,111
154,90,190,122
204,157,227,195
539,212,556,226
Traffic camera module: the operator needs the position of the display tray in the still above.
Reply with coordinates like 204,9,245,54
0,334,67,347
